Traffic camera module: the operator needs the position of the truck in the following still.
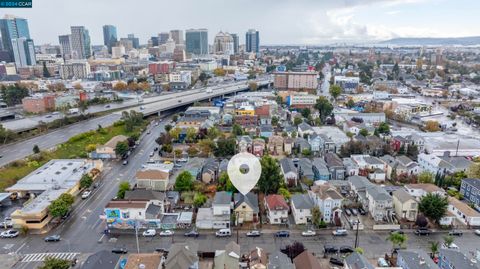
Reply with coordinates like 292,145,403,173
68,108,79,114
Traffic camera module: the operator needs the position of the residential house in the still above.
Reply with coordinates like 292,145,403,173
308,184,343,223
124,253,162,269
196,191,231,229
219,159,229,175
294,137,311,153
298,158,314,181
351,155,386,182
390,135,409,152
312,158,330,181
392,188,418,222
255,105,272,125
252,138,266,157
438,249,480,269
343,157,359,177
439,152,474,173
264,194,289,224
292,250,322,269
404,183,446,199
214,241,240,269
104,200,163,229
249,247,268,269
396,249,438,269
135,169,169,191
213,191,232,216
343,120,361,135
91,135,128,159
317,134,336,154
81,250,120,269
298,122,314,138
418,153,456,176
268,135,284,155
460,178,480,211
348,175,374,210
366,185,393,222
165,242,199,269
237,136,253,153
201,158,219,184
283,125,296,138
312,126,350,154
259,125,274,138
184,158,205,180
308,133,321,154
280,158,298,186
290,194,313,224
234,193,259,224
267,251,294,269
325,152,346,180
283,137,294,155
382,155,419,179
448,196,480,226
344,252,375,269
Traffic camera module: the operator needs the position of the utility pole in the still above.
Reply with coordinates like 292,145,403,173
354,218,360,248
135,220,140,253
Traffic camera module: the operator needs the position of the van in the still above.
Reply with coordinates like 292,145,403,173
215,229,231,237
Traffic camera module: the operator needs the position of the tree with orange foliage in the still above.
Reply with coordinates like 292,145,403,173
113,81,128,91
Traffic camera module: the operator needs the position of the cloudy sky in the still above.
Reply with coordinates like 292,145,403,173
7,0,480,45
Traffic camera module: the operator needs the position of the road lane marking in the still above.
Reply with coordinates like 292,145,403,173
21,252,79,262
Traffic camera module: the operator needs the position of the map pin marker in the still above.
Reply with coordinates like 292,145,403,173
227,152,262,195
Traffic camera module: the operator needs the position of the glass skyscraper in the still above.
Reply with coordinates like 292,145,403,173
246,29,260,53
103,25,117,52
185,29,208,56
70,26,91,59
0,15,31,61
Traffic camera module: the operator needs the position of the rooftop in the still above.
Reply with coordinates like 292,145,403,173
124,253,162,269
397,249,437,269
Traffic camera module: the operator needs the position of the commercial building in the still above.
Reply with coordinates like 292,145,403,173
169,29,184,45
231,33,239,54
286,93,317,108
6,159,103,231
111,46,125,59
169,71,192,85
0,15,31,61
11,37,36,68
70,26,91,59
245,29,259,53
148,61,175,75
126,34,139,49
58,35,72,60
22,94,56,113
334,76,360,93
273,71,318,91
186,29,208,56
102,25,117,53
460,178,480,211
59,60,91,79
158,32,170,45
213,31,234,55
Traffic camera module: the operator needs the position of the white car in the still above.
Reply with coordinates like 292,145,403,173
0,218,13,229
0,230,19,238
142,229,156,237
301,230,316,237
475,229,480,236
159,230,174,237
81,191,91,199
333,229,348,236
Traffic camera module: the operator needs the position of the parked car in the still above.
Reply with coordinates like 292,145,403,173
390,229,404,235
81,191,91,199
0,218,13,229
358,208,366,215
275,231,290,237
301,230,316,237
159,230,174,237
344,208,352,216
350,208,358,216
153,147,159,151
475,229,480,236
122,160,128,165
111,248,128,254
215,229,231,237
149,152,154,157
333,229,348,236
441,242,459,250
246,230,261,237
44,235,61,242
184,230,199,238
339,246,354,254
155,248,169,254
142,229,156,237
448,230,463,236
0,230,19,238
414,229,431,236
324,245,338,254
329,257,344,266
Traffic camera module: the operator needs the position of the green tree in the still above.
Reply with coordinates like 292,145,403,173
232,124,244,136
59,193,74,206
164,124,173,132
174,171,194,191
419,193,448,223
121,110,144,132
207,127,220,140
115,141,129,157
311,206,322,228
291,131,297,138
467,162,480,178
117,181,130,199
406,144,419,160
169,127,182,141
198,139,216,155
293,117,303,126
314,96,334,122
48,193,74,218
0,84,29,106
258,155,283,194
301,108,311,119
443,235,455,248
42,62,51,78
214,138,236,157
387,232,408,249
33,144,40,154
38,257,70,269
186,127,197,142
302,148,312,156
218,172,237,192
329,84,342,100
249,82,258,91
346,99,355,108
418,171,434,184
271,116,279,126
376,122,390,134
359,129,369,137
80,174,93,189
429,241,439,258
277,187,291,200
193,192,207,207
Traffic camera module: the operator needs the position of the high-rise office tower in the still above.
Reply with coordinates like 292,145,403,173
158,32,170,45
169,30,184,45
213,31,234,55
245,29,259,53
102,25,118,53
70,26,91,59
231,33,239,54
0,15,31,62
127,34,139,49
185,29,208,56
150,36,159,47
58,35,72,60
11,37,36,68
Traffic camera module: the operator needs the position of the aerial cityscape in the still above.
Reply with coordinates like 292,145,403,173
1,1,480,269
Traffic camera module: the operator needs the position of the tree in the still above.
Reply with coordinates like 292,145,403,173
291,131,297,138
198,139,216,155
311,206,322,228
117,182,130,199
444,235,454,248
429,241,439,258
121,110,143,132
293,116,303,126
346,99,355,108
0,84,29,106
248,82,258,91
232,124,244,136
169,127,182,141
416,214,428,228
419,193,448,223
33,144,40,154
156,132,172,146
213,68,226,77
59,193,74,205
199,72,209,83
281,242,305,260
301,148,311,156
314,96,333,122
258,155,283,194
218,172,237,192
80,174,93,189
38,257,70,269
174,171,194,191
193,192,207,207
301,108,311,119
424,120,440,132
359,129,369,137
376,122,390,135
418,171,434,184
207,126,220,140
164,124,173,132
42,62,51,78
406,144,419,160
113,81,128,91
387,232,407,249
277,187,291,200
271,116,279,126
48,194,74,218
467,162,480,178
186,127,197,143
329,84,342,100
115,141,129,158
214,138,236,157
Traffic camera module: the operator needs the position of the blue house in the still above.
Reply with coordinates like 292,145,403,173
312,158,330,181
259,125,274,138
396,249,437,269
460,178,480,211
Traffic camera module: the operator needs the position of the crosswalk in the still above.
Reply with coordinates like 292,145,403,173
21,252,79,262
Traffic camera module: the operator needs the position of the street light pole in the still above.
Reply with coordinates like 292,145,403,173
135,220,140,254
354,218,360,249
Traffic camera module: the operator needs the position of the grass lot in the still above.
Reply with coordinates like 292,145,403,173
0,121,146,191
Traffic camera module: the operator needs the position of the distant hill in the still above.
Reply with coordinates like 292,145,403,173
380,36,480,46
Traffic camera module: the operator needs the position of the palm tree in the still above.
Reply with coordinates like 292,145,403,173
429,241,439,258
444,235,454,248
387,232,408,250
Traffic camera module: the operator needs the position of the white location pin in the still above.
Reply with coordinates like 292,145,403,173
227,152,262,195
